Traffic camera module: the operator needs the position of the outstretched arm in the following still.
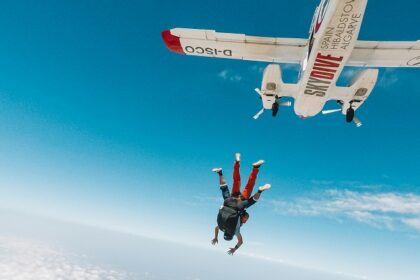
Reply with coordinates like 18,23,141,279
237,184,270,210
228,233,243,255
211,226,219,245
237,196,257,210
252,190,262,201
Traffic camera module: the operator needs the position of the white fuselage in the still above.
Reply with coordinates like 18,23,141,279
294,0,368,118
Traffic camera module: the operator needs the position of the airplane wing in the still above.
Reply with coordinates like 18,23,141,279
349,41,420,67
162,28,307,64
162,28,420,68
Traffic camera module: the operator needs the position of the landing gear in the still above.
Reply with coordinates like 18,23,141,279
272,101,279,117
346,107,355,123
322,100,363,127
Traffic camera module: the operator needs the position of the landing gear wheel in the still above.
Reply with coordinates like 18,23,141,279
346,107,355,123
272,102,279,117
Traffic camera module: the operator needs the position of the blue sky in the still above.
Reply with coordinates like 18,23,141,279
0,0,419,279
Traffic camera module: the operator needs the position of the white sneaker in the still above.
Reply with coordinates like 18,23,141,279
212,167,222,173
252,160,264,168
235,153,241,162
258,184,271,192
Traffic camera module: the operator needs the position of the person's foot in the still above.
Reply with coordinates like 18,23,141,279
235,153,241,162
258,184,271,192
252,160,264,168
212,167,222,174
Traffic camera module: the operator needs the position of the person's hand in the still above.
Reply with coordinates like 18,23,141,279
227,248,236,255
211,238,218,245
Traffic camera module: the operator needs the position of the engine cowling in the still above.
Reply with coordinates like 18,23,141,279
259,64,284,109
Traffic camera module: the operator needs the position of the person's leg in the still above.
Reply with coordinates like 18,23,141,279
241,160,264,199
241,168,258,199
231,157,241,196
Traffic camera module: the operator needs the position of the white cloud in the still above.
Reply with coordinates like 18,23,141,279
269,189,420,232
248,65,265,73
0,236,131,280
403,218,420,230
218,69,242,82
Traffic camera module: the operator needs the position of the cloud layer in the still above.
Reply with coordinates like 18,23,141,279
0,236,130,280
218,69,242,82
270,189,420,232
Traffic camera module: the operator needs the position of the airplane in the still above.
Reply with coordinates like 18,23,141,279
161,0,420,127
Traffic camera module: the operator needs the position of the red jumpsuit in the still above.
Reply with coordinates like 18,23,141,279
231,161,259,199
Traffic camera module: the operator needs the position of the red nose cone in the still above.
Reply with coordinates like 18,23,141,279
161,30,184,54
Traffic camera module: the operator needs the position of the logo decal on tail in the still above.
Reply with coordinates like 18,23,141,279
304,53,343,97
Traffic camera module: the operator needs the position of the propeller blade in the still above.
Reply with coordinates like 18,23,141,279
253,108,265,120
255,88,262,96
322,108,342,115
353,116,362,127
279,101,292,107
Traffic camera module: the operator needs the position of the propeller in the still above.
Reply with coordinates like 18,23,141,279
353,116,362,127
322,108,341,114
253,88,290,119
253,108,265,120
279,101,292,107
